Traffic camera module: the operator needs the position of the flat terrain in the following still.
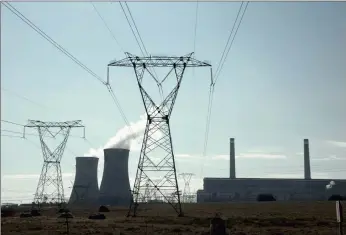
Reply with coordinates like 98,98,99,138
1,201,345,235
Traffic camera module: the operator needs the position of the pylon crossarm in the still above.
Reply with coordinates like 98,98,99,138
25,120,84,128
108,52,210,68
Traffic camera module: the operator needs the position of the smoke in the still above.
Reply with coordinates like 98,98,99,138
84,114,147,158
326,180,336,190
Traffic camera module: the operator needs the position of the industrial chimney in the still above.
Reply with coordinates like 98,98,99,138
99,148,132,206
230,138,236,179
304,139,311,180
69,157,99,206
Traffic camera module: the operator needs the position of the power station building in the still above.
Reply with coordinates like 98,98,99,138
69,157,100,206
99,148,132,206
197,139,346,202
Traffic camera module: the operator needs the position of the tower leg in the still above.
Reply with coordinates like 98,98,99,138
128,116,183,217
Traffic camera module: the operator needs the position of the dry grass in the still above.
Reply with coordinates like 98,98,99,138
1,201,345,235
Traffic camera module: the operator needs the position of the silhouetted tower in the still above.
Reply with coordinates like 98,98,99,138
108,53,211,217
24,120,85,209
179,173,194,203
143,180,151,202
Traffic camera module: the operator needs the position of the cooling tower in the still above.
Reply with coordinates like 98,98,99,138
304,139,311,180
230,138,236,179
99,148,132,206
69,157,99,206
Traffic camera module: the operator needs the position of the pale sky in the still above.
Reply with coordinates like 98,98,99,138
1,2,346,203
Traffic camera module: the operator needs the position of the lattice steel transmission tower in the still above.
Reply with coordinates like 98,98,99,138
24,120,85,209
179,173,195,203
108,52,211,217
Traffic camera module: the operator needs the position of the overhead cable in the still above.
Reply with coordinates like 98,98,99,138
1,2,106,86
214,2,249,83
3,2,130,142
90,2,125,53
200,2,249,176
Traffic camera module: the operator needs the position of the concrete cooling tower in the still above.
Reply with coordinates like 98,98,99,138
69,157,99,206
99,148,132,206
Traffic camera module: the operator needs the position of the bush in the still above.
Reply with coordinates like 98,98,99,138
257,194,276,202
58,212,73,219
328,195,344,201
89,213,106,220
20,213,32,218
58,208,70,213
99,205,110,212
30,209,41,217
1,207,16,217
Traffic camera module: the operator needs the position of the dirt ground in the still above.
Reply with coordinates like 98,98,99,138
1,201,345,235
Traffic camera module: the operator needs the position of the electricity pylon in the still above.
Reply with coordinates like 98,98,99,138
179,173,194,203
24,120,85,209
108,53,211,217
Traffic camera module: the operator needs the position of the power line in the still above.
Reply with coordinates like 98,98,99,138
193,1,199,57
214,2,249,83
200,73,215,177
2,2,132,144
106,85,130,126
200,3,249,177
1,2,106,86
118,2,146,56
118,2,163,100
124,2,150,59
1,120,23,126
1,120,84,139
90,2,125,53
191,1,199,78
89,2,138,127
213,2,244,81
89,2,151,129
1,134,23,139
1,87,48,109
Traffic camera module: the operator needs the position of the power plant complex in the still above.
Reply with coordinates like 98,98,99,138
68,148,132,206
66,138,346,207
197,138,346,202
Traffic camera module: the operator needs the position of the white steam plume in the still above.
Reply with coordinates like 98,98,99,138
84,114,147,158
326,180,336,190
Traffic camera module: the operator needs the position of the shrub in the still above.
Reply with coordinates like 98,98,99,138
99,205,110,212
328,195,344,201
89,213,106,220
256,194,276,202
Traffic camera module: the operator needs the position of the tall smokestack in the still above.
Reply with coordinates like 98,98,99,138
230,138,236,179
304,139,311,180
99,148,132,206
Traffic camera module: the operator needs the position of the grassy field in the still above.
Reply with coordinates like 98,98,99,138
1,201,345,235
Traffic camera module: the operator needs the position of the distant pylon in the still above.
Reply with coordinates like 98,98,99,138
143,180,151,203
24,120,85,209
179,173,194,203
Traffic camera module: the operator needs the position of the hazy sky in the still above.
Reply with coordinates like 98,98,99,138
1,2,346,203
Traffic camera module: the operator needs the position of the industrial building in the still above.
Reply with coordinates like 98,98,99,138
69,157,100,206
99,148,132,206
197,139,346,202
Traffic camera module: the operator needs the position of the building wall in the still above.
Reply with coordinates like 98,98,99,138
197,178,346,202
